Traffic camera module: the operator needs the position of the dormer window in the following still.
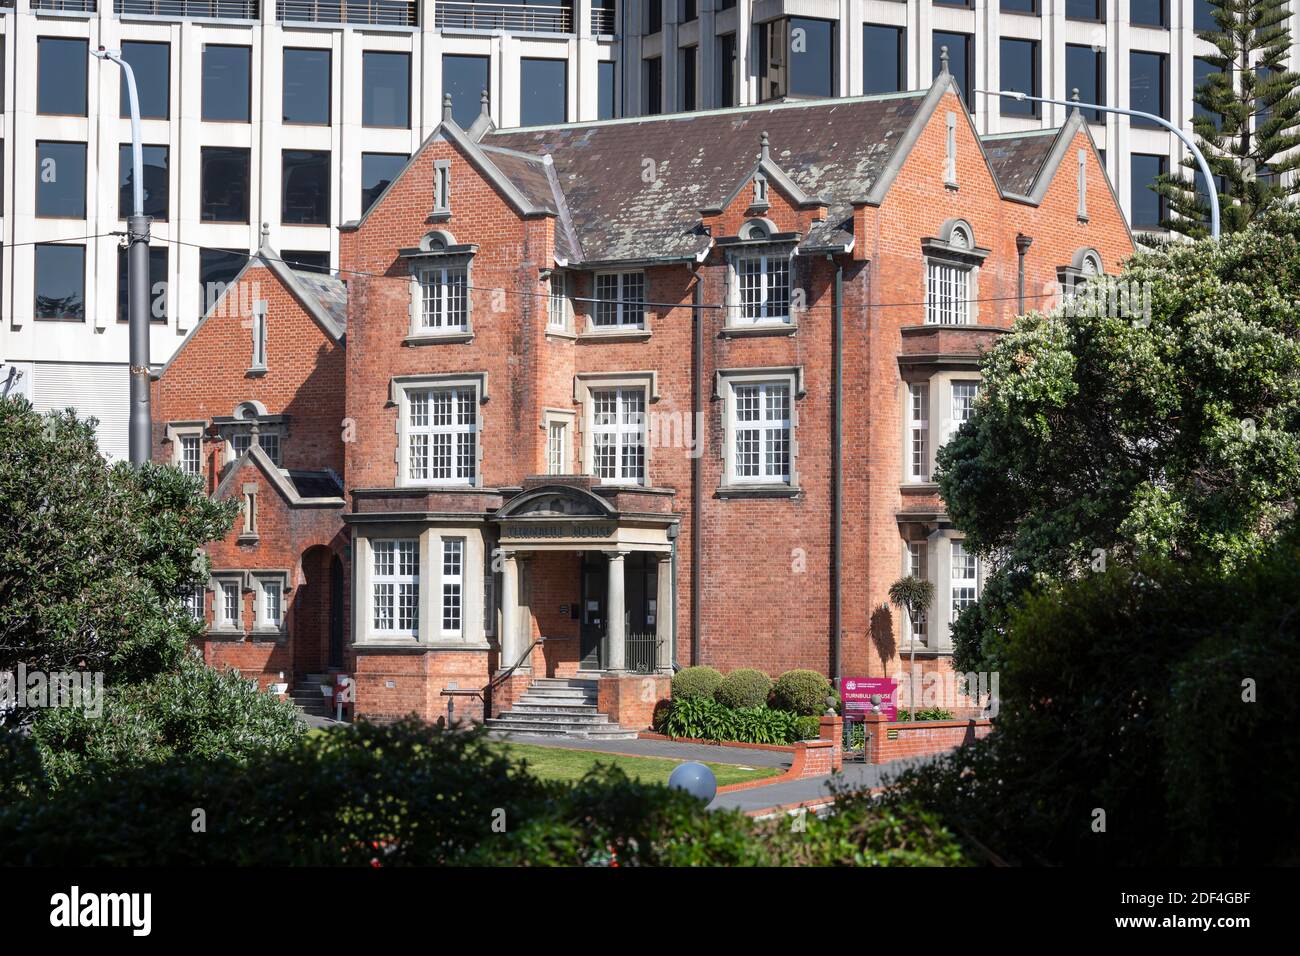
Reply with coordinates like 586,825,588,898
735,253,791,324
922,219,987,326
592,272,646,329
221,402,284,468
404,232,473,340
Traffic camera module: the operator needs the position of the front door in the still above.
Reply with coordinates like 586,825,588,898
579,555,606,670
328,556,345,669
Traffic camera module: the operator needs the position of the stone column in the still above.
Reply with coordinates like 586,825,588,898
499,550,520,671
605,550,628,672
655,553,673,672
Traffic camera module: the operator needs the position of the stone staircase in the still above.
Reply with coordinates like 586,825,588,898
289,673,337,721
484,677,637,740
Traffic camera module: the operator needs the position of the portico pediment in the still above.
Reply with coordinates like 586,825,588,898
496,484,616,520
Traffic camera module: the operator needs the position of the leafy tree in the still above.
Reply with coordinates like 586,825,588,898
889,576,935,710
0,397,301,773
1155,0,1300,236
937,209,1300,673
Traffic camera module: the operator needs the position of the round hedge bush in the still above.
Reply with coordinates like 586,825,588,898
672,666,723,701
714,669,773,709
771,669,833,716
793,715,823,741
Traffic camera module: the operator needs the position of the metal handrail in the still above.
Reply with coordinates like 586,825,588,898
33,0,98,10
590,6,614,33
114,0,258,18
278,0,416,26
435,1,572,33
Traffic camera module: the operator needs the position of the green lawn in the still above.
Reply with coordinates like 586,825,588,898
490,741,784,787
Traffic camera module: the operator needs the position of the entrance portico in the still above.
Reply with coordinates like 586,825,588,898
494,481,678,680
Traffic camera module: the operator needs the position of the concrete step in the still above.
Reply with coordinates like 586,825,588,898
521,687,599,699
528,677,598,688
490,711,614,727
484,720,638,740
509,704,602,717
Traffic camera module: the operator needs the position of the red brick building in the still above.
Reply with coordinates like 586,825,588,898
153,69,1133,730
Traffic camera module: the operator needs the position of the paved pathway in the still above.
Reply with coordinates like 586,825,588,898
708,755,937,813
485,732,792,769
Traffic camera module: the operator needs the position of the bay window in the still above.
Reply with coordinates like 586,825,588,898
441,538,464,636
950,382,979,441
373,539,419,635
907,541,928,646
907,383,930,482
951,541,979,621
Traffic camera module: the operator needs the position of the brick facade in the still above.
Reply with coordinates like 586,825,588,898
155,75,1133,724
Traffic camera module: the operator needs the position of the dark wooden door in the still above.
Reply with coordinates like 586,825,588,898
579,556,605,670
328,556,345,669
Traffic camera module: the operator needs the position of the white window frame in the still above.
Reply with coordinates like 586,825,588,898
730,251,792,326
906,382,930,483
547,270,573,331
949,380,979,443
587,386,647,485
182,583,207,623
372,538,420,637
906,541,929,647
223,424,284,467
252,572,289,636
212,575,244,633
591,271,645,330
950,540,979,623
440,537,464,638
167,422,206,476
400,382,479,487
542,408,575,475
717,367,802,490
414,263,469,334
925,259,975,325
727,380,792,484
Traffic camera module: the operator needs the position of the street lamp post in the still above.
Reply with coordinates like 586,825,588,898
975,89,1221,240
93,46,152,465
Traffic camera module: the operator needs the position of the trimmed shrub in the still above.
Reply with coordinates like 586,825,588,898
671,665,722,701
651,698,673,733
663,697,802,745
793,715,823,741
771,670,832,716
714,668,772,709
895,708,954,722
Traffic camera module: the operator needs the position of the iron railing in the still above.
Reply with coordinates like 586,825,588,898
435,1,572,33
624,632,661,675
590,5,614,33
278,0,416,26
114,0,258,18
33,0,97,11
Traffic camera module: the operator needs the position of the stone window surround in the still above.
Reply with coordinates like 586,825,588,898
921,218,990,327
390,372,489,490
899,371,981,488
720,222,801,336
541,406,577,475
165,420,207,475
401,231,477,345
209,571,247,636
353,523,491,650
573,371,659,487
583,270,649,339
714,365,804,497
1058,246,1105,297
251,570,291,638
898,530,983,655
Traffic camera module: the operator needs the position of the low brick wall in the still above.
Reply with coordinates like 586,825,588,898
599,674,671,731
855,714,993,764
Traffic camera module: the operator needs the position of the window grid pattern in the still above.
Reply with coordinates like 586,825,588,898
593,273,645,328
909,383,930,482
951,382,979,441
406,387,477,485
732,382,791,482
418,266,469,332
591,388,646,483
183,584,205,623
926,262,972,325
262,581,282,628
373,539,419,634
951,541,979,622
221,582,240,628
735,254,791,323
547,421,567,475
180,435,201,476
441,538,463,634
908,541,928,645
548,272,569,329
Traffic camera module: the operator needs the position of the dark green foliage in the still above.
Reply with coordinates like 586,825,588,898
671,665,723,701
1155,1,1300,236
792,715,823,741
0,719,969,866
714,668,773,709
770,669,833,716
651,697,673,733
883,530,1300,865
939,211,1300,672
895,709,954,722
662,696,800,745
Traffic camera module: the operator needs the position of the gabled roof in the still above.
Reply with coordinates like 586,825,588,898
212,443,345,508
153,238,347,380
982,128,1060,198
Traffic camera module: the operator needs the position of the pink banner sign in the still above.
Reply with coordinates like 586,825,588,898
841,677,897,719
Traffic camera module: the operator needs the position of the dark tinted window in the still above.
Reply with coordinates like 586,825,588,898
36,142,87,218
1001,0,1036,11
1066,0,1103,19
863,25,905,94
1066,44,1105,122
121,42,170,120
1195,0,1217,31
117,246,169,324
361,152,407,215
1131,0,1167,27
200,147,251,222
38,38,88,116
1131,153,1168,229
283,251,331,274
35,244,85,320
1130,52,1168,126
282,150,330,225
443,54,489,128
521,58,567,126
790,18,835,98
681,0,696,21
1000,38,1039,115
363,52,410,128
598,60,616,119
203,45,251,122
934,32,974,108
718,34,737,108
680,45,697,111
283,48,331,124
119,145,169,221
646,0,661,32
199,248,248,315
643,58,662,115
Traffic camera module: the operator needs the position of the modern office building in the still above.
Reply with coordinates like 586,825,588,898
0,1,1276,457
